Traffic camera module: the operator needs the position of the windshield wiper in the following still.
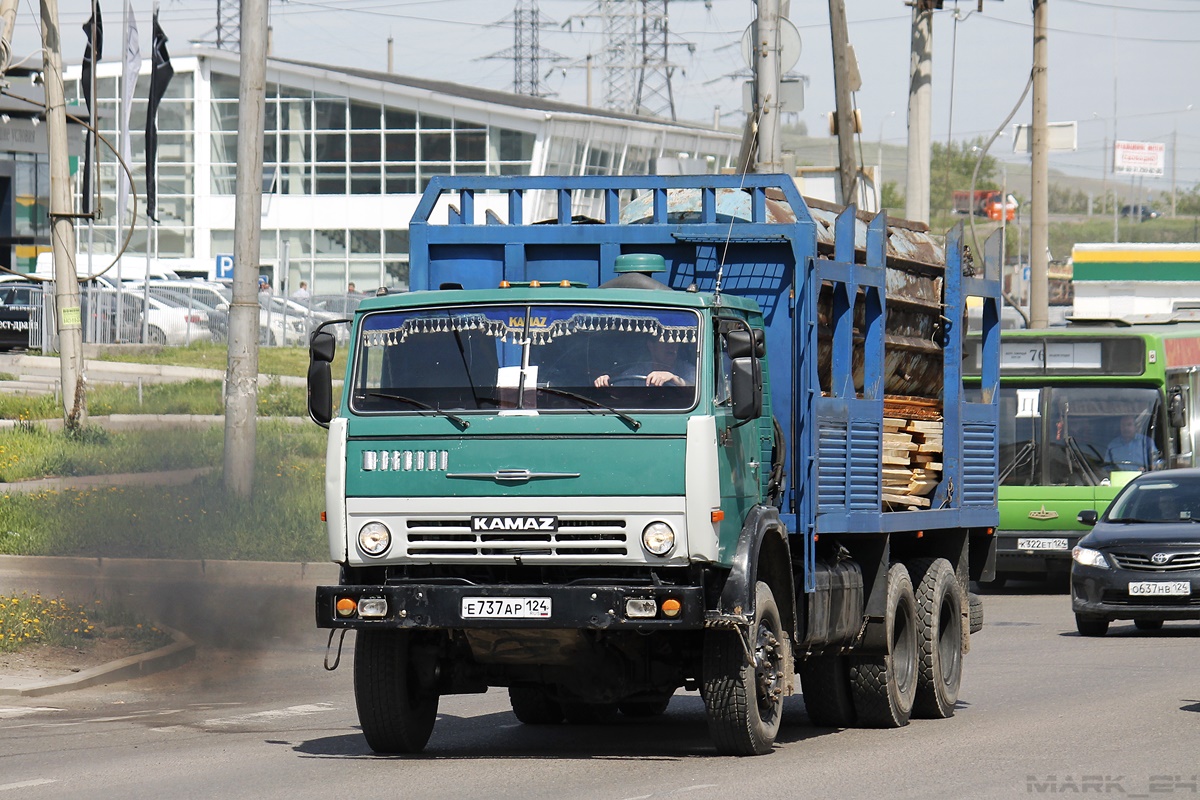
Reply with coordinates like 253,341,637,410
999,439,1037,484
363,392,470,429
534,386,641,431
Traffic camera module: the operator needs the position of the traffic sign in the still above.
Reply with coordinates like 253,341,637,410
741,18,802,73
215,254,234,280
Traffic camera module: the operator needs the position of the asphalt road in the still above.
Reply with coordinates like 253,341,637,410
1,586,1197,800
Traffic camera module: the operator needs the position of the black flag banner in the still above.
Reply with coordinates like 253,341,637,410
81,4,103,215
145,8,174,223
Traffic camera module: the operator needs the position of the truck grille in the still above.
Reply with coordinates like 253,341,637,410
1110,551,1200,572
404,518,629,558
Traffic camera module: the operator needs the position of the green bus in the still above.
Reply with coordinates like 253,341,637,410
964,325,1200,586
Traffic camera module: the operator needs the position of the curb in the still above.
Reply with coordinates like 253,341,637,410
0,557,339,695
0,626,197,698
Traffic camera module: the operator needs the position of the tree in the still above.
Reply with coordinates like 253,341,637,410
881,182,905,214
932,137,999,215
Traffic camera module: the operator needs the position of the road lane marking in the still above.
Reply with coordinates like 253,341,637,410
0,780,58,792
202,703,336,728
0,707,62,720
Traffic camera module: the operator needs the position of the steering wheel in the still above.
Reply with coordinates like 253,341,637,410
609,374,649,387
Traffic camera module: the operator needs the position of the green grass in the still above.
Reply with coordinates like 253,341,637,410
0,591,173,653
0,377,311,420
0,421,328,562
0,423,223,483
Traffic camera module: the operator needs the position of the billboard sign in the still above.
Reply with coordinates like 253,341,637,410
1114,140,1165,177
1012,121,1078,153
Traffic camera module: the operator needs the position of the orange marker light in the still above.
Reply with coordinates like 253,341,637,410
499,280,511,288
661,598,682,617
559,280,571,287
320,511,327,522
529,280,542,287
336,597,357,617
711,510,725,523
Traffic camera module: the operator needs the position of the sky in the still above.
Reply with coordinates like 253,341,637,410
9,0,1200,194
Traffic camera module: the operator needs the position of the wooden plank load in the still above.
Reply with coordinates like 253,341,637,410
881,397,944,509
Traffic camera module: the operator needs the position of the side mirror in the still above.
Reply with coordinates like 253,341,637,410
730,356,762,421
307,329,337,427
1169,386,1187,428
725,328,766,359
1077,509,1098,526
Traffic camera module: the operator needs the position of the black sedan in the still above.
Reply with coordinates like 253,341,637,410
1071,468,1200,636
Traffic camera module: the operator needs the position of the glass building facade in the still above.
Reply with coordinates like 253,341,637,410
65,48,739,295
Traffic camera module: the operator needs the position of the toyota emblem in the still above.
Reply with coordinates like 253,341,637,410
1151,552,1171,565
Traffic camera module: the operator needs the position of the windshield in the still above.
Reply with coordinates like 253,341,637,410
985,385,1163,487
349,304,701,414
1106,475,1200,522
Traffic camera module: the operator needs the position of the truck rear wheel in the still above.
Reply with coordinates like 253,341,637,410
702,581,787,756
849,563,919,728
798,654,856,727
353,630,439,753
909,558,963,719
509,686,564,724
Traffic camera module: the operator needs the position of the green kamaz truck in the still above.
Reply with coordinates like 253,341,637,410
307,175,1001,756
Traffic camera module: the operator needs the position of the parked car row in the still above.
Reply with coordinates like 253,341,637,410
0,274,360,349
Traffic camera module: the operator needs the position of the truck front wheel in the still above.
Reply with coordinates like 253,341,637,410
353,630,439,753
849,563,919,728
702,581,788,756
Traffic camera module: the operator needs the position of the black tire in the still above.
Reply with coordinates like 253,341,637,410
509,686,564,724
968,592,984,634
1075,614,1110,637
353,630,439,754
618,693,673,718
849,563,919,728
798,654,857,727
702,581,788,756
909,558,963,719
146,325,167,346
1134,618,1164,632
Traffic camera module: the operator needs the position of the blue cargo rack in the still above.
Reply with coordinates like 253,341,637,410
407,174,1001,576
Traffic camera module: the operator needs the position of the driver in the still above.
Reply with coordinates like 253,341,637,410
1104,414,1160,472
594,336,696,387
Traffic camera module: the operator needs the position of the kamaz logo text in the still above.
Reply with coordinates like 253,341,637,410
1028,505,1059,520
471,516,559,531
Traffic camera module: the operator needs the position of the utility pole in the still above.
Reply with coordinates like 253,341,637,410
905,1,933,224
224,0,268,496
752,0,781,173
41,0,86,427
828,0,856,205
1029,0,1049,329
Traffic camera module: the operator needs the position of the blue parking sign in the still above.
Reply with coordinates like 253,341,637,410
215,254,234,279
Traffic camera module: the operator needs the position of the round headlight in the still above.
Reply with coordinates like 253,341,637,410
642,521,676,556
358,522,392,556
